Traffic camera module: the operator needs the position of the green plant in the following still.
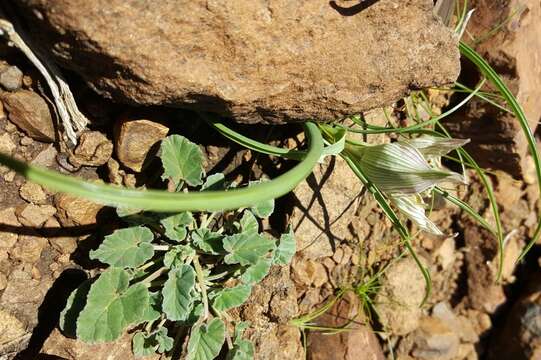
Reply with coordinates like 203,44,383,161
60,134,296,359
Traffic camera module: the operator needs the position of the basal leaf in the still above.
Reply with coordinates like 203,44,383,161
191,228,224,254
226,339,255,360
240,257,272,285
89,226,154,268
162,265,196,321
211,284,252,312
223,233,275,266
273,226,296,265
239,211,258,234
164,245,196,269
248,181,274,218
60,279,92,337
133,331,158,357
186,318,226,360
160,135,204,187
160,212,193,242
201,173,225,191
139,291,161,323
154,326,174,353
76,268,149,343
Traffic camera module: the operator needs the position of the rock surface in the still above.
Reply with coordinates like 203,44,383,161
1,90,55,142
68,131,113,167
14,0,459,123
114,115,169,172
307,292,385,360
443,0,541,178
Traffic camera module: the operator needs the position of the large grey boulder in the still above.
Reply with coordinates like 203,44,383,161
11,0,460,123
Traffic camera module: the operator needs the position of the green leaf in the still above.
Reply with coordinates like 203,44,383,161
211,284,252,312
89,226,154,268
139,292,162,323
76,268,149,343
154,327,174,353
191,228,223,254
133,331,158,357
273,226,296,265
162,265,196,321
201,173,225,191
240,257,272,285
223,233,275,266
186,318,226,360
248,180,275,218
227,339,254,360
59,279,92,337
164,245,196,269
160,135,204,187
239,211,258,234
160,212,193,242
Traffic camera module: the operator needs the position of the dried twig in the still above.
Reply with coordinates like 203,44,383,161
0,18,88,145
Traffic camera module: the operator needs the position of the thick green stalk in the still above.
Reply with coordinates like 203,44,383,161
0,123,323,212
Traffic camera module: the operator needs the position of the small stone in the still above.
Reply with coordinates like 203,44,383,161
54,193,103,226
291,258,328,287
9,235,48,263
434,237,456,271
0,208,20,249
410,317,460,360
49,235,77,255
3,170,16,182
1,90,55,142
332,248,344,264
4,121,17,133
31,144,58,167
68,131,113,167
0,133,16,155
114,116,169,172
0,65,23,91
19,182,48,204
20,136,33,146
15,204,57,228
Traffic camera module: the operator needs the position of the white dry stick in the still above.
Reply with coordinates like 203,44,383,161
0,18,88,145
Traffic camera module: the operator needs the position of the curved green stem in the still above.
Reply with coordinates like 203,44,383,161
0,122,323,212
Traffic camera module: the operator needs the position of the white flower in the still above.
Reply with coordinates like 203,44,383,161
346,135,469,235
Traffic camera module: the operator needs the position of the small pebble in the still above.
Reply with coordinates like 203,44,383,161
20,136,33,146
0,65,23,91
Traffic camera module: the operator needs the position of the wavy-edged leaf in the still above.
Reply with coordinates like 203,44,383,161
201,173,225,191
227,339,254,360
139,291,162,323
154,326,174,353
160,135,204,187
240,257,272,285
223,233,275,266
133,331,158,357
59,279,92,337
186,318,226,360
160,212,193,242
89,226,154,268
191,228,223,255
76,268,149,343
248,180,275,217
164,245,196,269
239,211,258,234
162,265,196,321
211,284,252,312
273,226,295,265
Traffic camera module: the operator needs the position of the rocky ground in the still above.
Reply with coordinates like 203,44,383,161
0,1,541,360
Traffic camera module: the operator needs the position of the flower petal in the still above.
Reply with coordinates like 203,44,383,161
404,135,470,157
391,195,443,235
350,142,465,195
